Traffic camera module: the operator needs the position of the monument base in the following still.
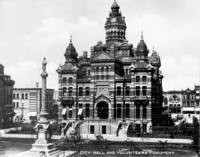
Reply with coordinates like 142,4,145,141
31,142,54,152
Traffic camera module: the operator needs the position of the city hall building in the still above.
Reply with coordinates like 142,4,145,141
57,1,163,135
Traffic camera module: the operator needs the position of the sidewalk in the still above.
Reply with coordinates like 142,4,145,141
81,134,192,144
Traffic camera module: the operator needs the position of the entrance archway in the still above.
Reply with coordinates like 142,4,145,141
96,101,109,119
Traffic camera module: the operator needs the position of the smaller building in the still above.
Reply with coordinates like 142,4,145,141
0,64,15,129
163,91,182,119
181,87,200,123
13,88,54,124
163,86,200,123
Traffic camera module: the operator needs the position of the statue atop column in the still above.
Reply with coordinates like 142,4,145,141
42,57,47,73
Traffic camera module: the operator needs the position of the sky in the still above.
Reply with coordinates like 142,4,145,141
0,0,199,91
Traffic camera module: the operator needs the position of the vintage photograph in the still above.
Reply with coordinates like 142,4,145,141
0,0,200,156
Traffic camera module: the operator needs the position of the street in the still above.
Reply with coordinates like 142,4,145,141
0,138,34,157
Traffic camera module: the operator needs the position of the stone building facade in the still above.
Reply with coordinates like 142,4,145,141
163,91,182,119
0,64,15,129
163,86,200,123
13,88,55,123
57,1,163,135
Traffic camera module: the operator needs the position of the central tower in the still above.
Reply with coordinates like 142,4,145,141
105,0,126,43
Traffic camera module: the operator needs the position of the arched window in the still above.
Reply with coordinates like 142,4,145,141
101,67,104,73
17,93,19,99
25,93,28,99
22,93,24,99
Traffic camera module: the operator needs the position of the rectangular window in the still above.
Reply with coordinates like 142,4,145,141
69,77,73,84
79,87,83,96
125,104,130,118
117,104,121,118
143,105,147,119
102,125,106,134
117,86,121,96
136,86,140,96
69,110,72,118
142,76,147,82
63,77,67,84
136,76,140,82
90,125,94,134
136,105,140,118
96,75,99,80
85,87,90,96
101,75,104,80
126,86,130,96
142,86,147,96
63,87,67,96
68,87,73,96
85,104,90,118
106,75,109,80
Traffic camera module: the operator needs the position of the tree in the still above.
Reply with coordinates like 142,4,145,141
192,116,199,155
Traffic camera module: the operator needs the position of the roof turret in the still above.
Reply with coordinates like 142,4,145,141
64,36,78,63
136,32,148,53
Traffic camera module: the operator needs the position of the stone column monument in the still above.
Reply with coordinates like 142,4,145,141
31,58,56,155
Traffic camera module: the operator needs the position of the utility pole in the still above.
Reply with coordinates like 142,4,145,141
123,79,125,122
21,103,24,122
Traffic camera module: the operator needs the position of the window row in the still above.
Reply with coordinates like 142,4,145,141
169,107,181,114
183,102,195,106
136,76,147,83
183,95,195,100
116,86,130,96
13,93,28,99
95,67,110,73
62,103,90,119
116,86,148,96
169,104,181,107
13,102,19,108
62,87,90,97
62,77,73,84
116,104,130,118
95,75,109,80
